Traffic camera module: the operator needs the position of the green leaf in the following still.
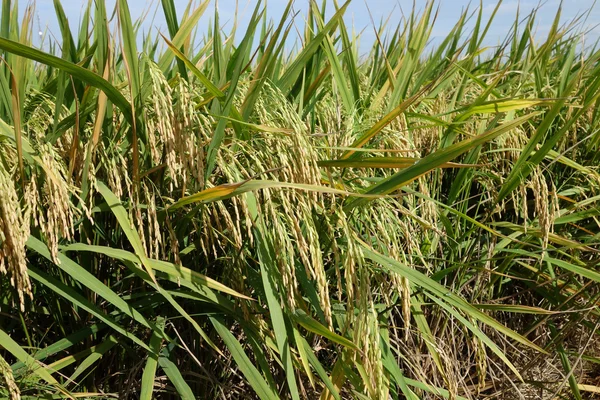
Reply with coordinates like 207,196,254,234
160,0,187,79
96,182,221,354
318,157,480,169
361,246,546,363
276,0,351,94
380,333,420,400
26,266,150,350
204,2,263,180
27,236,153,330
158,343,195,400
345,112,538,211
160,32,224,98
294,330,342,400
68,336,118,383
404,377,469,400
158,0,209,73
63,243,252,300
340,85,434,160
312,0,355,114
11,324,105,371
0,328,61,387
168,179,378,211
117,0,140,99
210,317,279,400
247,192,300,399
292,310,358,351
0,37,133,124
452,98,551,118
141,317,166,400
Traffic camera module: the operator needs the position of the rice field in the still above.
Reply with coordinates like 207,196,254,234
1,0,600,398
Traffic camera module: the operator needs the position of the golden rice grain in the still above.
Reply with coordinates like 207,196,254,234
0,353,20,400
0,162,31,311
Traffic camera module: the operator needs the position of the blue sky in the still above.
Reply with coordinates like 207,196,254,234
25,0,600,54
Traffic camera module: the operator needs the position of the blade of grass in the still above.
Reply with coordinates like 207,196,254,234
361,245,546,355
246,192,300,399
140,317,164,400
0,328,64,389
0,37,133,124
210,316,279,400
158,342,195,400
345,112,538,211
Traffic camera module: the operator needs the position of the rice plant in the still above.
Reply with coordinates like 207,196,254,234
1,0,600,398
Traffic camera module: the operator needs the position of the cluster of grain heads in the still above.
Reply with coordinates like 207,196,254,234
0,161,30,311
0,0,599,398
0,353,19,400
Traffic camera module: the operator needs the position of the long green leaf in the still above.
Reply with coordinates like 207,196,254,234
361,246,546,357
345,112,538,210
27,236,153,330
210,317,279,400
0,37,133,124
0,328,60,386
141,317,166,400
